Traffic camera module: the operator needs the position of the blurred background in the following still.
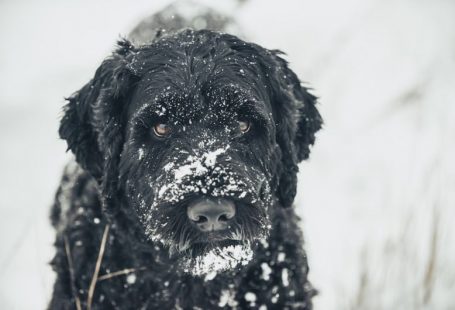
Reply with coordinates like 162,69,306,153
1,0,454,309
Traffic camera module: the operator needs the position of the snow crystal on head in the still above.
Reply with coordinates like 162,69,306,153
150,144,257,208
172,146,227,180
183,243,253,276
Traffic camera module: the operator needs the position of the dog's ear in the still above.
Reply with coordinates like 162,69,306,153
266,50,323,208
59,40,137,208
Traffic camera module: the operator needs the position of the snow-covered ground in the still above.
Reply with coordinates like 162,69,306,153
1,0,454,309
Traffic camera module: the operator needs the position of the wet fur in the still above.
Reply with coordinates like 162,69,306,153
50,28,321,309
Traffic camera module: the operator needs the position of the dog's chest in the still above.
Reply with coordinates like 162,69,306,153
88,239,301,309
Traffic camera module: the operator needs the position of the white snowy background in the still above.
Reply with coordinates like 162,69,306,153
1,0,454,309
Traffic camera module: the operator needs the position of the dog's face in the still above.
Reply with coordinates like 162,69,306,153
120,51,279,275
60,30,321,276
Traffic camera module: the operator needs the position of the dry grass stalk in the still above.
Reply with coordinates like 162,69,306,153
64,235,82,310
87,224,110,310
423,207,439,305
98,266,147,282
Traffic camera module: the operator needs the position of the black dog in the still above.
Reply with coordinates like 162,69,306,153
49,10,322,310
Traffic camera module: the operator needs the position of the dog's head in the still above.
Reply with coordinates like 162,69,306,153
60,30,321,276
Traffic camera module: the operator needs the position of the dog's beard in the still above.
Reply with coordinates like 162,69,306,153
164,221,266,276
179,240,254,277
139,191,271,276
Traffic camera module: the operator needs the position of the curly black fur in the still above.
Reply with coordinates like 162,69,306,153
50,20,322,310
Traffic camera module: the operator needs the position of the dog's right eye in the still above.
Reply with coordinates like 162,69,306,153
153,123,171,137
239,120,251,133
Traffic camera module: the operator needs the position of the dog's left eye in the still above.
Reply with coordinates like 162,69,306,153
153,123,171,137
239,120,251,133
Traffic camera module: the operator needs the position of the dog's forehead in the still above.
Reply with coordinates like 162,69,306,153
126,33,275,123
129,71,271,124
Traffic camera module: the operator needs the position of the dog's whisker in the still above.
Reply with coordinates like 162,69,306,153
168,244,177,258
232,228,242,241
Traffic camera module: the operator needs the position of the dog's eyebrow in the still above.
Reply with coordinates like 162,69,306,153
128,90,185,119
237,99,271,124
207,85,272,122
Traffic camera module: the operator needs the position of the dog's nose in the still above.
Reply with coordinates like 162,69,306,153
187,198,236,232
